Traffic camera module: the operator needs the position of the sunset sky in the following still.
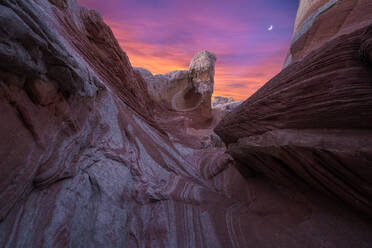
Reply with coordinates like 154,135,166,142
77,0,299,100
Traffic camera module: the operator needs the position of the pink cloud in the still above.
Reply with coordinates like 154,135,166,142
77,0,296,100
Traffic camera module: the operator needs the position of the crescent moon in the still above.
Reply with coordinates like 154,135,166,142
268,25,273,31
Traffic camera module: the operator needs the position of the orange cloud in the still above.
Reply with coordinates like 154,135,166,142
78,1,295,101
108,19,287,100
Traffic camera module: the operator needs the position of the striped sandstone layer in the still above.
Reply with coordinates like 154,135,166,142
216,0,372,216
1,0,372,247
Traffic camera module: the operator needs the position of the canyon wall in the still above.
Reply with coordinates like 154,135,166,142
285,0,372,67
0,0,372,247
216,0,372,216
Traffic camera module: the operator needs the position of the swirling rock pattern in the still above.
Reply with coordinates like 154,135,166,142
1,0,372,248
216,1,372,216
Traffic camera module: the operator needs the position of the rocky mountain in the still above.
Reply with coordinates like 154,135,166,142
0,0,371,247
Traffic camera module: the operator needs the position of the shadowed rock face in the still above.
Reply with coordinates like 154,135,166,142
1,0,372,247
216,1,372,216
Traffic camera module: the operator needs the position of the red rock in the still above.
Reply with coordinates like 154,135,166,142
58,2,160,130
1,0,372,247
216,3,372,216
285,0,372,67
136,50,217,127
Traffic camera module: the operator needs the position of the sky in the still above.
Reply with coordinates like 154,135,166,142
77,0,299,100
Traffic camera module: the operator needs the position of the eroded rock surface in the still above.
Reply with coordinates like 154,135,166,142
216,1,372,217
284,0,372,67
135,50,216,120
135,51,219,146
1,0,372,248
212,96,243,118
212,96,235,107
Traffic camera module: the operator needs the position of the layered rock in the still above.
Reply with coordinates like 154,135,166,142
1,0,372,247
285,0,372,67
134,68,189,109
135,50,216,121
216,1,372,216
135,51,218,147
0,0,164,221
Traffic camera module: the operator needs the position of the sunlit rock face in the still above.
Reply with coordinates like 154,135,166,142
188,50,216,117
135,50,216,120
212,96,235,107
1,0,372,248
216,0,372,217
135,50,218,143
212,96,243,119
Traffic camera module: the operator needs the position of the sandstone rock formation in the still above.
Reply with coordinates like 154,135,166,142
135,50,216,120
135,51,218,146
134,68,189,110
212,96,242,116
200,132,225,149
216,0,372,217
212,96,235,107
284,0,372,67
188,50,216,117
1,0,372,247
